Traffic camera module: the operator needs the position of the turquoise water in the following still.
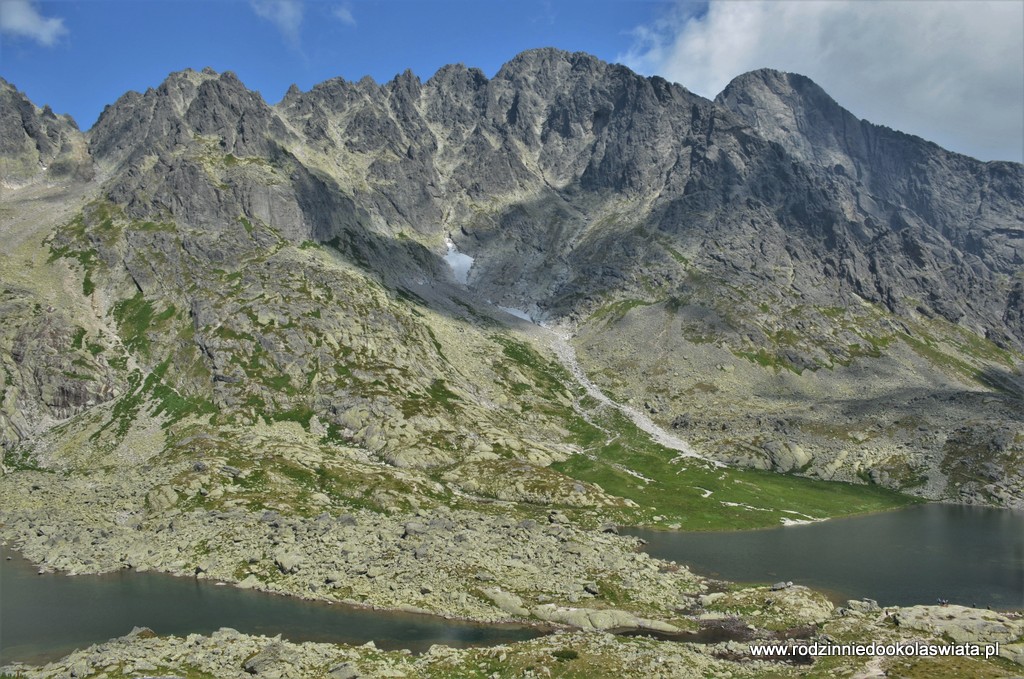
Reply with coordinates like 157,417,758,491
626,503,1024,609
0,546,541,666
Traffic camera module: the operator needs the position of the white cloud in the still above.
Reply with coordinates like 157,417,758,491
0,0,68,46
621,0,1024,162
333,3,356,27
250,0,304,47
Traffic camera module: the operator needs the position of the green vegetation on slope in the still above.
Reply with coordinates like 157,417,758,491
553,406,919,531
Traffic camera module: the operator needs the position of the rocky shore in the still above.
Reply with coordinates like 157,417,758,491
3,465,1023,678
0,625,787,679
0,466,703,628
4,599,1022,678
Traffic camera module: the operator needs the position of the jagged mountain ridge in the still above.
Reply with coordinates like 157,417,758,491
9,49,1023,346
1,48,1023,506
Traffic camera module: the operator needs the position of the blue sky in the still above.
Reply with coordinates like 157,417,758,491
1,1,1021,162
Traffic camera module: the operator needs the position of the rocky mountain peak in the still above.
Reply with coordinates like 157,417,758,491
715,68,865,170
4,51,1021,354
0,78,91,185
282,83,303,103
427,63,489,88
90,67,291,169
492,48,612,104
495,47,603,77
715,67,1023,349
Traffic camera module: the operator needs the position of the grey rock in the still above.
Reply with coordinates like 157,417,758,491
846,598,881,614
243,641,291,676
402,521,428,537
0,77,93,184
146,485,178,512
273,550,303,574
328,663,360,679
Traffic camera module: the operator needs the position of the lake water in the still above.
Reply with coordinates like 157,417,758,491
0,546,541,666
626,503,1024,610
5,505,1021,666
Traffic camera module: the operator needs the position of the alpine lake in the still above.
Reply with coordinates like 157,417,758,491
2,503,1021,666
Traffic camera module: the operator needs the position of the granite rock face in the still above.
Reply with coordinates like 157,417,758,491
70,51,1023,350
1,49,1022,502
716,68,1024,346
0,78,92,185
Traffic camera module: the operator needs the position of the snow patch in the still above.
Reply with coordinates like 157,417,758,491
720,501,770,512
780,510,825,526
443,236,474,285
618,466,655,484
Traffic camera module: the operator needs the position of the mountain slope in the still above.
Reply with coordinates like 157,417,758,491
2,48,1023,678
2,50,1022,508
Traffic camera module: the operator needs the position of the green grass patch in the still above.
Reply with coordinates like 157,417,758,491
82,270,95,296
663,245,689,266
493,335,571,399
947,324,1019,366
215,325,255,342
270,405,315,429
148,363,218,424
899,331,1006,390
589,299,652,323
263,373,294,391
734,348,801,374
95,358,217,439
553,408,918,531
70,326,86,350
2,447,49,472
427,378,460,412
112,292,156,354
48,216,100,273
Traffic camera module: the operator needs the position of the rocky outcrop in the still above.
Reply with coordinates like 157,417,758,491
0,78,92,185
894,605,1024,664
43,51,1019,354
531,603,680,633
894,605,1024,645
0,294,122,451
716,68,1024,347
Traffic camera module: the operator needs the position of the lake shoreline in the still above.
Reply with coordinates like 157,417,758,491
0,542,551,631
5,515,1024,676
624,503,1024,613
0,542,553,668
